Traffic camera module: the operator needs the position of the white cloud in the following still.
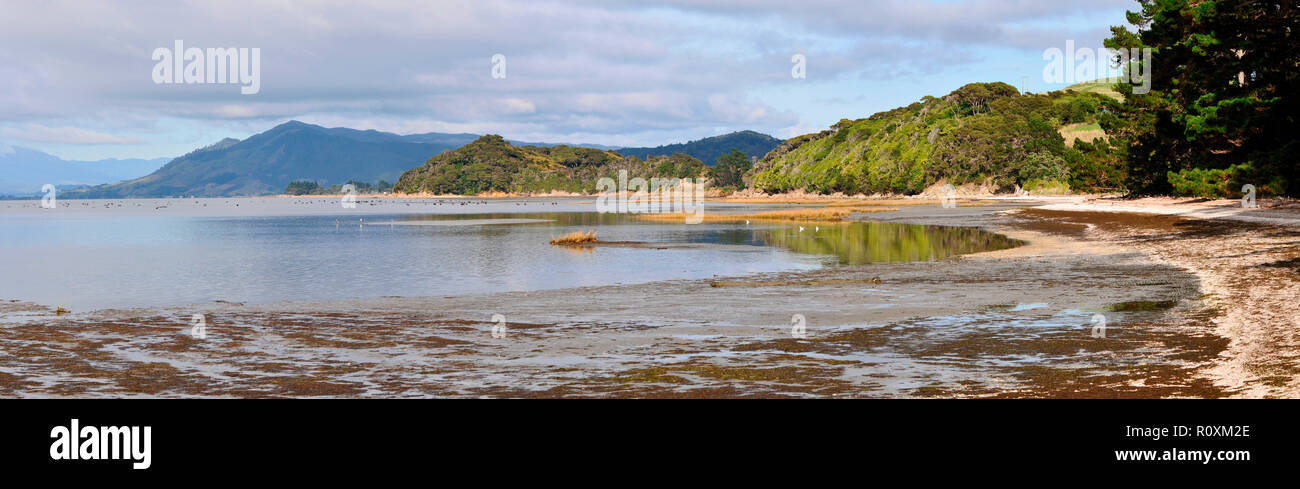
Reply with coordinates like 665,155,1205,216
708,94,775,124
213,105,259,118
0,124,142,145
498,98,537,114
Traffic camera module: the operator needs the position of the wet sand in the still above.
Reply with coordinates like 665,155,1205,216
1021,202,1300,398
2,197,1295,398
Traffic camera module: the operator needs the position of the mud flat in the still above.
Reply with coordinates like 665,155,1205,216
4,197,1291,398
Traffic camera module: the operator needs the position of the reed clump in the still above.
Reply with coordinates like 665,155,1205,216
550,229,598,245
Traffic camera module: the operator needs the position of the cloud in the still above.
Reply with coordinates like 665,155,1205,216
498,98,537,114
0,124,142,145
619,0,1133,46
0,0,1130,152
213,105,259,118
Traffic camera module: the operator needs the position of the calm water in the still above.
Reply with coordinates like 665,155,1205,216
0,198,1019,311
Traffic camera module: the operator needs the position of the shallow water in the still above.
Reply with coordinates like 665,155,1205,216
0,197,1018,311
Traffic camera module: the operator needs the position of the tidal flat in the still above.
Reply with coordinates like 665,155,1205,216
1,196,1294,398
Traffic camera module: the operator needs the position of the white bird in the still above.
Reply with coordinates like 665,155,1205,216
799,226,805,232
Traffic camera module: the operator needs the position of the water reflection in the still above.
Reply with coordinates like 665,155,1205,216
721,221,1023,265
1,204,1023,310
402,213,1024,265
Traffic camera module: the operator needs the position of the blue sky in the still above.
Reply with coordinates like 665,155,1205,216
0,0,1135,161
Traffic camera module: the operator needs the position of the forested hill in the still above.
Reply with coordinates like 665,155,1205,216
750,82,1124,195
394,135,708,195
617,130,782,165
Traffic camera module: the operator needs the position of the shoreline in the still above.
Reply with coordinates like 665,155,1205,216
870,197,1300,398
2,197,1296,398
1019,200,1300,398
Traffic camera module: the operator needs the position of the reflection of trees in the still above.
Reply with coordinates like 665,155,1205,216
391,213,1022,265
403,212,627,226
758,222,1022,265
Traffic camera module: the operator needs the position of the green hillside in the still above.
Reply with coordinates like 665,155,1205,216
750,82,1125,195
394,135,706,195
616,130,782,166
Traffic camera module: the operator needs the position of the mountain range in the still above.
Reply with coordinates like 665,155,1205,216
0,145,170,196
42,122,781,198
64,121,486,198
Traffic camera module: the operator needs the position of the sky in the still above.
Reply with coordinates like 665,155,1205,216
0,0,1136,161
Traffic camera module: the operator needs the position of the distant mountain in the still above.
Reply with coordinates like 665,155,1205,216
64,122,480,198
616,130,783,165
63,121,621,198
0,145,169,195
512,139,621,150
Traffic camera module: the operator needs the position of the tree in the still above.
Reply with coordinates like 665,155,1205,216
709,148,752,189
285,180,320,195
652,153,706,179
1106,0,1298,196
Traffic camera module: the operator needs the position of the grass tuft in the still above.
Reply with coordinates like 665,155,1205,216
550,229,598,245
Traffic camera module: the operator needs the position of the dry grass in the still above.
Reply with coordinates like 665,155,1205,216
639,207,898,223
1065,81,1125,102
718,197,868,204
550,229,598,245
1060,122,1108,148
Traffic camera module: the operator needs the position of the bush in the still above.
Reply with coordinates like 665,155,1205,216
1166,162,1287,198
1018,151,1069,184
285,180,320,195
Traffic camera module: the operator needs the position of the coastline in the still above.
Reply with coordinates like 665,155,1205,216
1028,199,1300,398
874,196,1300,398
7,196,1295,397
